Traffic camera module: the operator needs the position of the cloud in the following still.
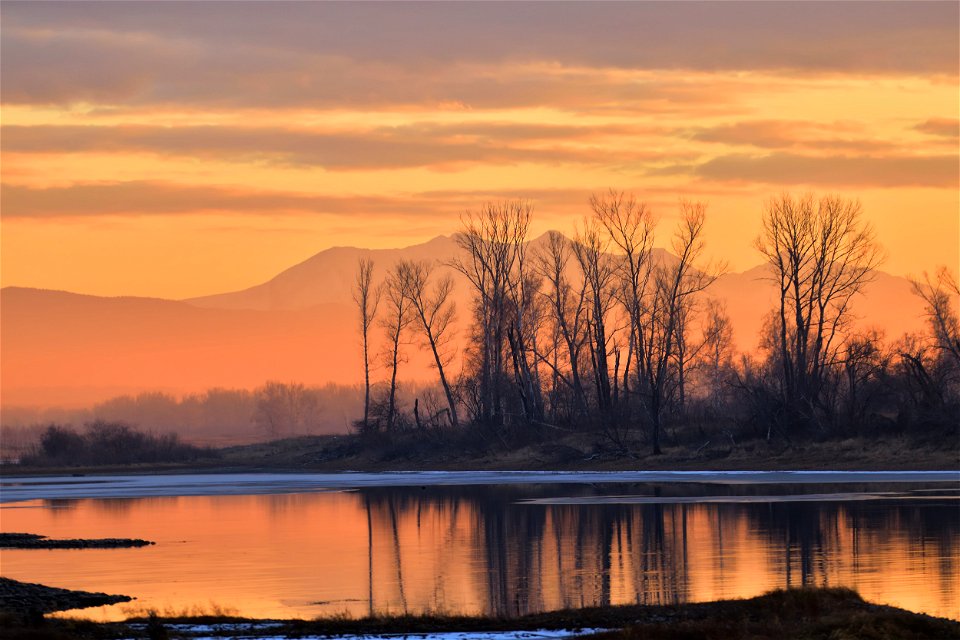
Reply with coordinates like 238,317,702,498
670,153,960,188
914,118,960,138
2,2,956,108
0,29,744,114
687,120,900,154
1,123,681,170
0,181,447,218
0,181,745,220
4,2,957,72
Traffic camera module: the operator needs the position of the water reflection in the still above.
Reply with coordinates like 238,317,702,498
0,483,956,621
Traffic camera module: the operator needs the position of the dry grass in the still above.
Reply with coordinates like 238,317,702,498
7,587,955,640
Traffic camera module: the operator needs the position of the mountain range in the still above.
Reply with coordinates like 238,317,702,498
1,233,926,408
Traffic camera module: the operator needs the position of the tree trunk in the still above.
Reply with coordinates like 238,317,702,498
386,335,400,431
363,330,372,429
426,333,459,428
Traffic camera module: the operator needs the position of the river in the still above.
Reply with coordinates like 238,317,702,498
1,471,957,621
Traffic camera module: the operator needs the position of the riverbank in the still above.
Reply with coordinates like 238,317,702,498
1,584,957,640
3,431,958,476
0,578,132,621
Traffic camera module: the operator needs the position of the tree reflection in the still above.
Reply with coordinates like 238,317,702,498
358,485,959,617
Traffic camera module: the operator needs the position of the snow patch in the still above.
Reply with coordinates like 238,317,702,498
124,629,607,640
3,471,958,504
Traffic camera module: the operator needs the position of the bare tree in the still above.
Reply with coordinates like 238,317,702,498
507,264,546,425
756,193,882,433
534,231,589,419
380,265,415,432
573,218,620,436
696,298,735,412
672,296,695,414
638,202,717,454
673,275,730,415
841,329,886,429
910,266,960,369
592,190,657,418
893,333,947,413
450,201,533,427
398,259,460,428
353,258,381,432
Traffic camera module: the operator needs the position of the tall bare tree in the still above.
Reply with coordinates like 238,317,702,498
398,259,460,428
639,202,717,454
573,218,619,433
352,258,381,432
507,263,546,425
756,193,882,433
592,190,657,410
534,231,589,419
380,264,414,432
450,200,533,426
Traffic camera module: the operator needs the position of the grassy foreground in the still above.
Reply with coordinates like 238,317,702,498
2,588,958,640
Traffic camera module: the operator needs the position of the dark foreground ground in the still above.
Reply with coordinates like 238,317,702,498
0,578,132,621
1,580,957,640
5,430,959,476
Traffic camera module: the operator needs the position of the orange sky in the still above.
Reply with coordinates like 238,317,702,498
1,2,958,299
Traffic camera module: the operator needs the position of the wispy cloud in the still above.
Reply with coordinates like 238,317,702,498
1,123,682,170
663,153,960,188
914,118,960,138
0,181,437,218
0,180,792,221
687,120,902,154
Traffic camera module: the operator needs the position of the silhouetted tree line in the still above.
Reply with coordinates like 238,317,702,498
20,421,216,466
354,192,959,454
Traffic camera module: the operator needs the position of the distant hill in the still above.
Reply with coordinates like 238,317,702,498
0,287,362,406
185,232,682,309
186,231,924,352
186,235,462,311
1,234,926,408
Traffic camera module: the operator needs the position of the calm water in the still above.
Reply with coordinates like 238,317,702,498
1,473,958,621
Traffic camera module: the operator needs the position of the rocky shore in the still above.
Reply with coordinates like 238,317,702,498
0,532,154,549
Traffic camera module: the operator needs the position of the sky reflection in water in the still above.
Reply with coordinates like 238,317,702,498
0,478,957,621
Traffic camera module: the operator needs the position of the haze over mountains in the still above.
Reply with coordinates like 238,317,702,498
1,233,925,409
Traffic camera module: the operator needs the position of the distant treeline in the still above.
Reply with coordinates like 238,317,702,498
19,421,217,467
0,381,444,460
350,192,960,453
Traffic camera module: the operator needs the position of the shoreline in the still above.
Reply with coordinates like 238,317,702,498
4,432,959,478
1,584,958,639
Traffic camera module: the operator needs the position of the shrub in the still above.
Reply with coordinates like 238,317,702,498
21,421,216,467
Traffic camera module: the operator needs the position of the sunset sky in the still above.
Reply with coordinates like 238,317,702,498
2,1,958,299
